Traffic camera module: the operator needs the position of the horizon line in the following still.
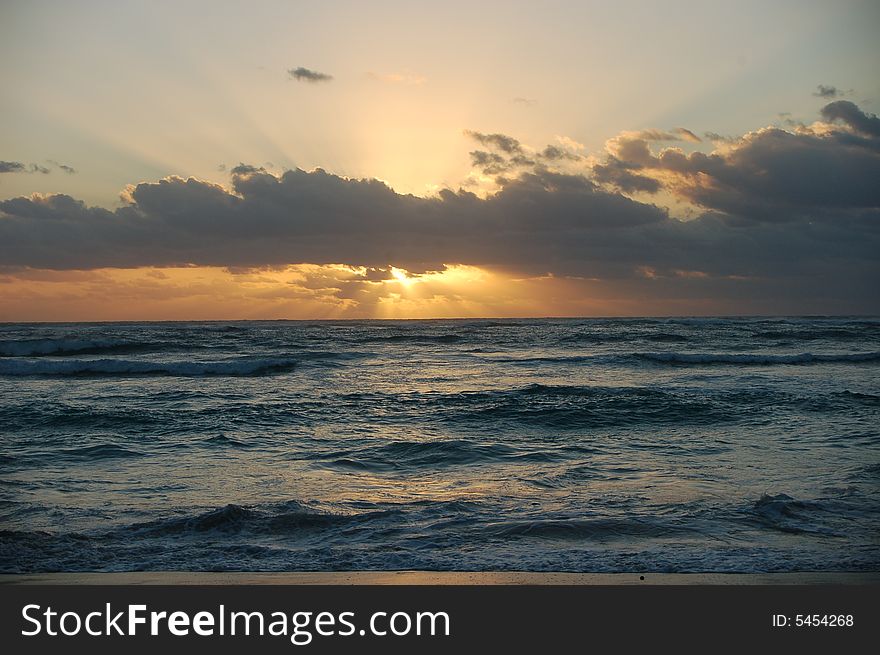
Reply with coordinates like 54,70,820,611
2,313,878,325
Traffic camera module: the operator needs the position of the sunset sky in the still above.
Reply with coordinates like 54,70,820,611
1,0,879,320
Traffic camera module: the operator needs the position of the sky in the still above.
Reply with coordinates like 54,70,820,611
1,0,879,320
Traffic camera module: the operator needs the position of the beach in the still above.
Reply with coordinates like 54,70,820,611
4,571,879,585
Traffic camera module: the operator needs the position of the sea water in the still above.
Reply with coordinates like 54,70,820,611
1,317,878,572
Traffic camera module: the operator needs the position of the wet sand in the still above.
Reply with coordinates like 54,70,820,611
2,571,877,585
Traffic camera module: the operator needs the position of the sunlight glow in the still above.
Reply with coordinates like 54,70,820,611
390,267,414,286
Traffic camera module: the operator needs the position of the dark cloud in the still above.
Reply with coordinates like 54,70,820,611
672,128,701,143
230,162,267,175
590,132,667,193
0,167,664,276
48,160,77,174
464,130,523,154
540,145,581,161
593,102,880,219
592,159,662,194
813,84,841,98
465,132,580,175
1,161,877,312
1,160,72,175
469,150,508,174
288,67,333,83
1,161,27,174
820,100,880,138
663,127,880,217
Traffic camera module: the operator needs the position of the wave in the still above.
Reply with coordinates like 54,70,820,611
0,357,300,377
365,333,466,344
752,328,876,341
493,351,880,366
465,384,728,428
483,354,609,365
200,434,254,448
645,332,690,342
637,351,880,365
0,403,162,431
54,444,145,461
122,501,396,537
835,390,880,406
748,494,843,536
481,517,690,541
315,439,557,472
0,337,160,357
559,332,689,344
117,500,422,538
296,349,375,362
335,384,732,429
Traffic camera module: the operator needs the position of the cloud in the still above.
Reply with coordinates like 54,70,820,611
703,132,740,144
465,131,531,174
2,161,877,310
229,162,267,175
464,131,583,175
820,100,880,138
592,101,880,218
48,160,77,174
813,84,841,98
469,150,508,174
672,128,702,143
663,125,880,216
0,168,670,277
632,129,687,142
592,159,662,194
540,145,581,161
1,103,878,313
464,130,523,154
0,161,51,175
590,131,671,193
0,161,26,174
555,135,584,151
1,160,73,175
288,67,333,83
512,97,537,106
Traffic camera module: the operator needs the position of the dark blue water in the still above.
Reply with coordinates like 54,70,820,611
1,318,878,573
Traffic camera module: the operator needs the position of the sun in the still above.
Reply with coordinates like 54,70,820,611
390,266,414,287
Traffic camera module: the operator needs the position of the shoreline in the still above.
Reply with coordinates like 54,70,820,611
2,571,878,585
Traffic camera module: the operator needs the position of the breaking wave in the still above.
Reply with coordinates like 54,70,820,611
0,338,156,357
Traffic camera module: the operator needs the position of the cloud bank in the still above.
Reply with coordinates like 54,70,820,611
1,101,878,313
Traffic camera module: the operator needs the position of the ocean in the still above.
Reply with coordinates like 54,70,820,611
1,317,878,573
